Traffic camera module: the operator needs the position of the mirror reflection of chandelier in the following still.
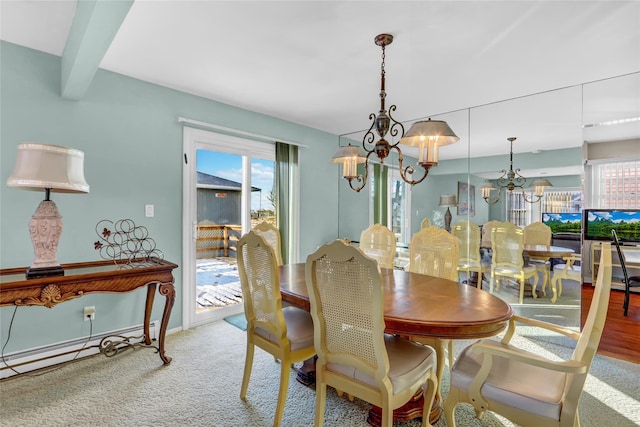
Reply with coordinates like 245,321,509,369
480,137,552,204
331,33,459,193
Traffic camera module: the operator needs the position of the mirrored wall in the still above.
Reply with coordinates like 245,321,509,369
336,72,640,325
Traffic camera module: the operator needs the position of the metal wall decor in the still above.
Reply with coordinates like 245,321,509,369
94,219,163,265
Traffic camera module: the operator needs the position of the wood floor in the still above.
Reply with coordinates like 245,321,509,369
581,284,640,364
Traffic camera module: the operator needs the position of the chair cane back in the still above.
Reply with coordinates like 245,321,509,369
444,243,613,427
452,221,488,287
238,231,315,427
252,222,283,266
480,220,501,250
359,223,396,269
409,225,459,398
490,225,539,304
305,240,438,427
524,221,553,289
409,226,459,281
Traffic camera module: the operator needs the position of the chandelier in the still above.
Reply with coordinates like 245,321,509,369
331,34,459,193
480,137,552,204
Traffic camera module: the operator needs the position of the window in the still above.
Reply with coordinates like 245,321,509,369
590,160,640,208
507,189,582,227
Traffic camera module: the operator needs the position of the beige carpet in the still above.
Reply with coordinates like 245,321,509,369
1,319,639,427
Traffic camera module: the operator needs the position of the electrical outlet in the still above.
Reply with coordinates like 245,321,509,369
84,306,95,321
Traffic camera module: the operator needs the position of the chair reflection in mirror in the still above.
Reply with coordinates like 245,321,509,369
524,221,553,290
359,223,396,269
549,254,581,303
409,225,459,394
490,224,539,304
452,221,488,288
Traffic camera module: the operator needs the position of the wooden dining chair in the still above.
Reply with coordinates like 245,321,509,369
305,240,438,427
611,229,640,316
252,221,283,266
452,221,488,287
359,223,396,269
237,231,315,427
490,224,539,304
480,220,501,251
444,243,613,427
549,254,581,303
524,221,553,290
409,226,459,281
409,225,459,395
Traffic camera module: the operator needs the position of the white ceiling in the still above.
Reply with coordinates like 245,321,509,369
2,0,639,169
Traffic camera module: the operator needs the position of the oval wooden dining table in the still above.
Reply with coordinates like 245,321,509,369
278,263,513,426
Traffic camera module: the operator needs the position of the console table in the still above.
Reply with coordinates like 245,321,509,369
0,259,178,365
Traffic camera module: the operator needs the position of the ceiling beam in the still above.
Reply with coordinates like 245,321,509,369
61,0,133,100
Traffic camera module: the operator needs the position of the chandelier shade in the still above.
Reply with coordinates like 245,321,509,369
332,33,458,192
331,144,366,178
400,119,459,166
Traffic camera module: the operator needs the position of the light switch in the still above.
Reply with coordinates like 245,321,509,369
145,204,154,217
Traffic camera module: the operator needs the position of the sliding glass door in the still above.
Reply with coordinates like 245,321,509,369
183,127,274,328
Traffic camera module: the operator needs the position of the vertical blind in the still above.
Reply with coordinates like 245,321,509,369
507,190,582,227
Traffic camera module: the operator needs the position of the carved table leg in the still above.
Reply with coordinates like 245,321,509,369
367,391,441,426
157,282,176,364
295,355,317,386
144,283,157,346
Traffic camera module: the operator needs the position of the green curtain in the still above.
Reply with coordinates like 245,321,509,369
373,163,388,225
275,142,298,264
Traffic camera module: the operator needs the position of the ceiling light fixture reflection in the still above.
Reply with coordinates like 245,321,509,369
480,137,552,205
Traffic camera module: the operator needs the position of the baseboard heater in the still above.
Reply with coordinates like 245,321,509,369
0,320,159,380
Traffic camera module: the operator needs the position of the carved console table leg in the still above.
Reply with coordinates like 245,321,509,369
144,283,157,346
157,282,176,364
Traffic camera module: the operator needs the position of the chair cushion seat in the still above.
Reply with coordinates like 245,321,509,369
493,265,536,275
255,306,314,351
451,339,567,420
553,263,581,281
327,334,435,394
458,260,489,270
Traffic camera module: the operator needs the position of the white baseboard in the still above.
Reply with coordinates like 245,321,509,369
1,320,159,379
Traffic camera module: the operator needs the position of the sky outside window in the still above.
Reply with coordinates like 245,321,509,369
196,150,274,213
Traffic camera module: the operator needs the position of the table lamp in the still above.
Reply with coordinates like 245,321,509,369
7,143,90,279
439,194,457,232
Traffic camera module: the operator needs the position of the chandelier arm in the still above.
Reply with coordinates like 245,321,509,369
347,150,377,193
495,170,510,187
512,169,527,188
362,113,379,149
521,192,543,203
386,105,405,148
390,146,430,186
482,187,503,205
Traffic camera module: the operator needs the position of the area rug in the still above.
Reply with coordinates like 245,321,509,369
1,320,638,426
224,312,247,331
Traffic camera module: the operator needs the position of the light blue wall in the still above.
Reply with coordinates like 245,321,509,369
0,42,340,352
0,41,585,354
